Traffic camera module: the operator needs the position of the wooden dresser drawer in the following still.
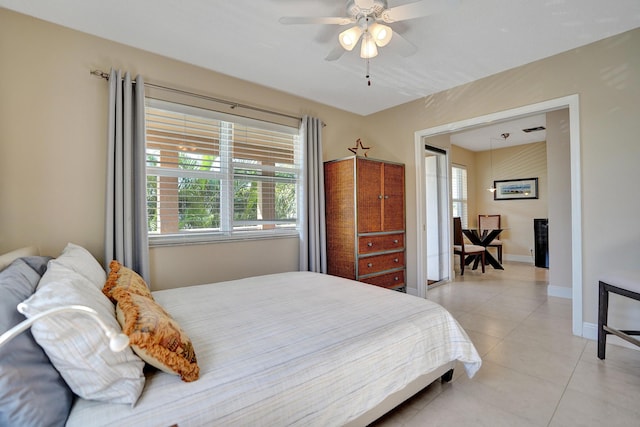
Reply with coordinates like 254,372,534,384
359,270,405,290
358,233,404,255
358,252,405,275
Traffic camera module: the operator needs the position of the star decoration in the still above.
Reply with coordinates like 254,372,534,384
348,138,371,157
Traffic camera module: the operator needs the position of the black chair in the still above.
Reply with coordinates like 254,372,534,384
453,217,485,276
598,272,640,359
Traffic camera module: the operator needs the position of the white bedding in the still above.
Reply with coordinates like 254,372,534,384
66,272,481,426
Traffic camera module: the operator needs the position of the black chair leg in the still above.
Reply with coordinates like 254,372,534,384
598,281,609,360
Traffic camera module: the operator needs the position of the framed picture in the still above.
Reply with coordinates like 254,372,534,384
494,178,538,200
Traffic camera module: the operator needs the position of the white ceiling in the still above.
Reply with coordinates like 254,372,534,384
1,0,640,117
450,114,547,151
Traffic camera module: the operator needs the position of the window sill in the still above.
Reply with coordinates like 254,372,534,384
148,230,300,247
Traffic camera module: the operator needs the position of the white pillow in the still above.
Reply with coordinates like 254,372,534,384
48,243,106,289
0,246,39,272
20,263,145,404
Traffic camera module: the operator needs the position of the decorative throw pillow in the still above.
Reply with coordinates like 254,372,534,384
0,257,73,427
21,262,145,404
113,288,200,382
103,260,152,303
49,242,106,289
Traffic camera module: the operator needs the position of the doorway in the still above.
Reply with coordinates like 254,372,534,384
424,145,450,286
414,95,583,337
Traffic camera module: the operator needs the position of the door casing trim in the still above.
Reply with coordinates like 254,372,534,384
414,94,583,336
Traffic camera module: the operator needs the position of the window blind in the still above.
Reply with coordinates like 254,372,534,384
145,98,301,243
451,165,468,228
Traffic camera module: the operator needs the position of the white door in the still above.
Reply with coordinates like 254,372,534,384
424,145,450,287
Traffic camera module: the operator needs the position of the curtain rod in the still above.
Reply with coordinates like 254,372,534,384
90,70,303,123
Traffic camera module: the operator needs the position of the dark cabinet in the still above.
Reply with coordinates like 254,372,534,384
534,218,549,268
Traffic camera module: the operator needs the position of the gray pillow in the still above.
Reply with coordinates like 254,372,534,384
0,256,74,427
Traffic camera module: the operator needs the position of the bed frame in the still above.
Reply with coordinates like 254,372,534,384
347,361,456,426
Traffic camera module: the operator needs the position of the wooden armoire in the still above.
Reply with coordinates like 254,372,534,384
324,156,406,292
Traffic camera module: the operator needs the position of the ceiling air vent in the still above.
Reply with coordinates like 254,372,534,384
522,126,546,133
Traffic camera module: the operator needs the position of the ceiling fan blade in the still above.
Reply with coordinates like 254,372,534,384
390,32,418,57
279,16,354,25
324,44,346,61
381,0,458,23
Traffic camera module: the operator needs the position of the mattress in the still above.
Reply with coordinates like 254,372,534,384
66,271,481,426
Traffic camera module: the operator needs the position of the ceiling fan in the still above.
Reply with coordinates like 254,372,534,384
279,0,457,61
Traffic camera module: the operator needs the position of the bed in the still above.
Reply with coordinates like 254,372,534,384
0,244,481,427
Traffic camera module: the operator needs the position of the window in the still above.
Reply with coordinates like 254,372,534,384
145,98,301,244
451,164,468,228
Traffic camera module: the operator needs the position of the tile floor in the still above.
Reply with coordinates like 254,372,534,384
372,262,640,426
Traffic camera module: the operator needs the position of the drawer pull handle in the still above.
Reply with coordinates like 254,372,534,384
384,195,389,199
394,258,399,263
393,239,399,244
367,242,373,247
367,263,373,268
394,276,399,281
378,195,383,199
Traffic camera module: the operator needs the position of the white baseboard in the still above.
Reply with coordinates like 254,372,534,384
547,285,572,299
504,254,534,264
583,322,597,340
583,322,640,352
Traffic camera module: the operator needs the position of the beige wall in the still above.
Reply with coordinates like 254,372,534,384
2,8,640,330
546,109,573,293
0,9,364,289
361,27,640,328
477,141,549,259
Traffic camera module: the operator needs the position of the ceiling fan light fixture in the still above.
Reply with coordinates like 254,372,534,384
369,22,392,46
339,26,363,51
360,32,378,58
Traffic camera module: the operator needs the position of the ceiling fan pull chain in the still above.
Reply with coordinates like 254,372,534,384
366,58,371,86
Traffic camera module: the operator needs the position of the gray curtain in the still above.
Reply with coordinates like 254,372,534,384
299,116,327,273
105,70,150,283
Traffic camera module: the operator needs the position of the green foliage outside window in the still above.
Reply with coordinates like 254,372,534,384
147,152,296,232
